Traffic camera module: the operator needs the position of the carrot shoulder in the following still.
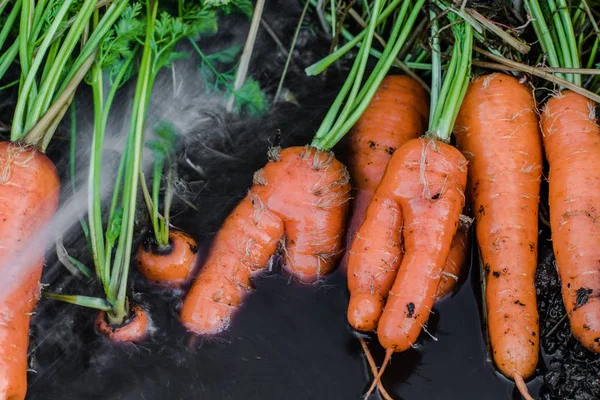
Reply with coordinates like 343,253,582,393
181,146,350,334
342,75,429,270
455,73,542,380
541,91,600,353
0,142,60,400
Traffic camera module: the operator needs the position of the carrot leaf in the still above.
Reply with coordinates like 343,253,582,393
41,293,113,311
428,13,473,142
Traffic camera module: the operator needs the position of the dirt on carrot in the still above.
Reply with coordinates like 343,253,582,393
0,141,60,400
180,145,350,335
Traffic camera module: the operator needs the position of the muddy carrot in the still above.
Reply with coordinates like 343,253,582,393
454,73,542,393
341,75,429,271
0,142,60,400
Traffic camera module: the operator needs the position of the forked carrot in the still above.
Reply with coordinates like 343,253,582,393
0,142,60,400
341,75,429,271
180,146,350,334
357,15,472,396
454,73,542,397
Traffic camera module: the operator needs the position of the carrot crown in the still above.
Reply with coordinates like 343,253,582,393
308,0,426,151
427,14,473,142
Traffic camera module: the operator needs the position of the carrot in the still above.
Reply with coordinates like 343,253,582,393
347,205,470,332
454,73,542,393
136,230,199,289
436,223,470,299
374,138,468,348
541,91,600,353
355,15,472,397
341,75,429,271
180,146,350,334
95,304,150,343
0,142,60,400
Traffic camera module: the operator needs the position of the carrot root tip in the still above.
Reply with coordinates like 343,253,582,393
514,374,534,400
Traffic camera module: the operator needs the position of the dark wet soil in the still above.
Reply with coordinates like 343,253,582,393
20,1,600,399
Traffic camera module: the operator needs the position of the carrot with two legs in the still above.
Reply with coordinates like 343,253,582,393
347,14,472,396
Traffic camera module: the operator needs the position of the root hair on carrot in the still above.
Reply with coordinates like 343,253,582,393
364,348,393,399
358,337,394,400
514,374,534,400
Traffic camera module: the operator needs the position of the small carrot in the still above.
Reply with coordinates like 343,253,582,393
0,142,60,400
341,75,429,271
541,91,600,353
136,230,199,289
454,73,542,394
95,303,151,343
180,146,350,334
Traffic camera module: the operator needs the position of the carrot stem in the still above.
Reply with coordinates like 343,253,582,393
304,0,405,76
428,16,472,142
311,0,426,151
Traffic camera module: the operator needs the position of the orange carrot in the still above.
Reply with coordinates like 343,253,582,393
374,138,467,349
0,142,60,400
180,146,350,334
353,138,467,396
541,91,600,353
341,75,429,271
136,230,199,289
436,224,470,299
454,73,542,393
95,304,150,343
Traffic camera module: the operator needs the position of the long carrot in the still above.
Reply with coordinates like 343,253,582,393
541,91,600,353
0,142,60,400
454,73,542,397
353,15,472,397
525,0,600,355
341,75,429,271
180,146,350,334
0,0,128,395
180,0,427,336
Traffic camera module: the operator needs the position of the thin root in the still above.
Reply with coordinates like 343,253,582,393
365,348,393,399
359,338,394,400
514,374,534,400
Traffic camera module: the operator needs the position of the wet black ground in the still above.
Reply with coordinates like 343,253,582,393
18,1,600,399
